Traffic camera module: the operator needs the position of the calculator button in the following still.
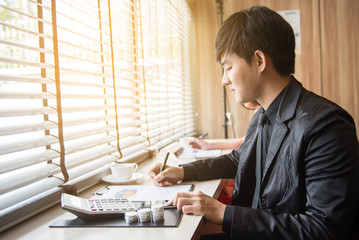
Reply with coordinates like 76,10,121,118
89,198,137,212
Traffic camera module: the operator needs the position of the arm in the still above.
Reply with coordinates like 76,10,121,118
147,153,238,186
189,137,244,150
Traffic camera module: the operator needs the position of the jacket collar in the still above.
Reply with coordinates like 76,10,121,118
276,76,302,123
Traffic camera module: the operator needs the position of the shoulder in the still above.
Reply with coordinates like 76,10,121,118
280,76,355,129
280,84,358,156
296,89,355,131
294,89,358,163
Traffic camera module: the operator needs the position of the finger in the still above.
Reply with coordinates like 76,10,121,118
173,192,195,207
172,192,180,206
167,198,174,206
148,163,163,179
177,197,196,211
154,171,166,183
149,178,157,185
147,170,157,180
156,180,172,187
182,205,196,215
154,167,173,183
163,181,172,186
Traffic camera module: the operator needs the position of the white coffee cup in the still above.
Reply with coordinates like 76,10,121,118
111,163,138,180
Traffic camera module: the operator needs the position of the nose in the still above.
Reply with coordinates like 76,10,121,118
222,72,230,86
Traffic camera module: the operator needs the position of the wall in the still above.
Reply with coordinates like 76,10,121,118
190,0,359,139
190,0,224,139
320,0,359,133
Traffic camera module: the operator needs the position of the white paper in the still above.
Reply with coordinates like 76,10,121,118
91,185,193,201
179,147,221,159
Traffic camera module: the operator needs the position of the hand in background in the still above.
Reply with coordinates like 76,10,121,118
189,139,213,150
189,137,245,150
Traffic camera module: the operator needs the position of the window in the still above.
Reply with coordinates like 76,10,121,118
0,0,196,231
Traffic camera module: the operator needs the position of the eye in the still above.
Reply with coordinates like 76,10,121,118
226,66,232,71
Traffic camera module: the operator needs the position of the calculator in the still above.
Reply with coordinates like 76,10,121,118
61,193,140,220
61,193,175,221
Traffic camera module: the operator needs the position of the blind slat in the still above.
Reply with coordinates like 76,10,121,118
0,135,59,155
0,149,59,174
0,39,53,54
0,164,60,195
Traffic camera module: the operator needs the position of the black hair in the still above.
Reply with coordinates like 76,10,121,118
215,6,295,75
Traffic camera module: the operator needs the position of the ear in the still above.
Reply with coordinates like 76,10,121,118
254,50,266,73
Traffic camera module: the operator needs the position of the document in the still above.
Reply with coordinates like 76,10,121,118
92,184,194,201
178,147,221,159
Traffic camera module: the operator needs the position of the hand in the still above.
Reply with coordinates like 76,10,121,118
188,139,213,150
147,162,184,186
168,191,226,225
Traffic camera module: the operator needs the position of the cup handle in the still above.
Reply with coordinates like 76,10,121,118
134,163,138,171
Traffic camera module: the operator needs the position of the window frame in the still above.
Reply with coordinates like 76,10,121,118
0,0,197,232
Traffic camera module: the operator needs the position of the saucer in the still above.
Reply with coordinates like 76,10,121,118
102,172,144,184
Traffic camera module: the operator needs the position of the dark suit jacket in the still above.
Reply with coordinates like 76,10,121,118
182,77,359,239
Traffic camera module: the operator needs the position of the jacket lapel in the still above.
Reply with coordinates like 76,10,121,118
262,76,303,181
263,120,287,179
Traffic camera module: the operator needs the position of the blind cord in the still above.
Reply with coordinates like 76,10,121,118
97,0,110,140
107,0,123,158
51,0,69,183
138,1,151,146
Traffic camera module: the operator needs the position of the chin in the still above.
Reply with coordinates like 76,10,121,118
234,95,242,102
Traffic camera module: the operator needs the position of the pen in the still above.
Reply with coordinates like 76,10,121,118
198,132,208,139
157,152,170,186
190,132,208,145
159,152,170,173
93,186,109,196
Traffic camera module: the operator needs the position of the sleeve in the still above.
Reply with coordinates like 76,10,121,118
222,205,235,233
223,108,359,239
180,153,238,182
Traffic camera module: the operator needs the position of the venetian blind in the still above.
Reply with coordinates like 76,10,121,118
0,0,196,232
140,0,196,149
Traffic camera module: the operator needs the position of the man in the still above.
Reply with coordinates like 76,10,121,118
148,6,359,239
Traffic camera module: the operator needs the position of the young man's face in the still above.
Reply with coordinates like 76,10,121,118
221,52,261,104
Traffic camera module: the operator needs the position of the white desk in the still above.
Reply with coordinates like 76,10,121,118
0,144,225,240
